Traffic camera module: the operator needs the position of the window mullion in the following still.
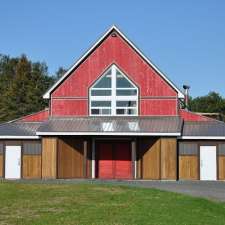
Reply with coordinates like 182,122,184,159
111,65,116,115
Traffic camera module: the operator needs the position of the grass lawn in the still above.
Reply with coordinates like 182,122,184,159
0,182,225,225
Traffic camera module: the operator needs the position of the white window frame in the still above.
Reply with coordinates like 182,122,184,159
89,64,139,116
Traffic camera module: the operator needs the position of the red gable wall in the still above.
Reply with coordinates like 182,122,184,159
179,109,213,122
19,109,49,122
51,31,178,116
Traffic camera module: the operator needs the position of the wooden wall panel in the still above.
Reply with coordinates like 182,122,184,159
42,137,57,179
161,138,177,180
58,138,84,178
179,156,198,180
0,155,3,177
23,155,41,179
219,156,225,180
139,138,160,179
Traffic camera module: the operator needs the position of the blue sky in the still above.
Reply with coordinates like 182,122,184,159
1,0,225,97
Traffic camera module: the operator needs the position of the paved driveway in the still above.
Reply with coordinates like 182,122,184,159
124,180,225,202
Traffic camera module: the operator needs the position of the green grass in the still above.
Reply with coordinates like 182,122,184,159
0,182,225,225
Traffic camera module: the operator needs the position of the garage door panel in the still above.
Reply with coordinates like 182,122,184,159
98,143,113,179
97,142,132,179
114,143,132,179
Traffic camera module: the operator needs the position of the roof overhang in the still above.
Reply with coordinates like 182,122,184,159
36,116,183,136
0,136,40,139
43,25,184,99
179,136,225,140
36,132,181,136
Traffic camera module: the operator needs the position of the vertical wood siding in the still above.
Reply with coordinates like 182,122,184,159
51,32,178,116
22,155,41,179
42,137,57,179
140,99,177,115
139,138,161,179
179,156,198,180
0,155,3,177
57,137,84,178
161,138,177,180
219,156,225,180
178,141,225,180
51,99,87,116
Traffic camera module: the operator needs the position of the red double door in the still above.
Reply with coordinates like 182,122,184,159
96,141,132,179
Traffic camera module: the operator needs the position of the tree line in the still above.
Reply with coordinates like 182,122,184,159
0,54,224,123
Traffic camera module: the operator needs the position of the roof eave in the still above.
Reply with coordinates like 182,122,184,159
0,136,40,139
36,131,181,136
179,136,225,140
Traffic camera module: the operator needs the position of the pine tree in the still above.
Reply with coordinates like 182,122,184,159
0,54,55,122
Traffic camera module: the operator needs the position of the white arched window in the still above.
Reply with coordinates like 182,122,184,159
89,64,138,116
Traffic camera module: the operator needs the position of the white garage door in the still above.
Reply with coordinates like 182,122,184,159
5,145,21,179
200,146,217,181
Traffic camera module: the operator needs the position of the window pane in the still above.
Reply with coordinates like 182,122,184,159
91,109,99,114
128,108,137,115
91,89,111,96
93,70,112,88
116,70,134,88
102,108,111,115
116,101,136,107
91,101,111,107
116,109,125,115
116,89,137,96
116,108,137,115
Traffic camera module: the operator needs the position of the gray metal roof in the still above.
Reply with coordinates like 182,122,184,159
0,122,42,137
1,117,225,138
37,116,182,135
183,121,225,137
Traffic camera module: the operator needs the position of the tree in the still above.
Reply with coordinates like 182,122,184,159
0,54,55,122
55,67,67,80
189,92,225,114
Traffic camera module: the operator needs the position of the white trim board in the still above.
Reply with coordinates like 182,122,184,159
179,136,225,140
36,132,181,136
0,136,40,139
43,25,184,99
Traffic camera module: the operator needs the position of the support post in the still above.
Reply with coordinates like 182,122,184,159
131,139,137,179
92,138,95,179
83,140,87,178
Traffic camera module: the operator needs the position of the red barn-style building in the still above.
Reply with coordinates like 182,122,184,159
1,26,225,180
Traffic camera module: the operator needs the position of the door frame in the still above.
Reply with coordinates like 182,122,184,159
199,145,217,180
91,137,136,179
4,145,22,179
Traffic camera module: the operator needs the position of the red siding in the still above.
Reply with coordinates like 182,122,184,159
140,99,177,115
179,109,213,121
19,109,49,122
51,99,87,116
51,31,178,116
